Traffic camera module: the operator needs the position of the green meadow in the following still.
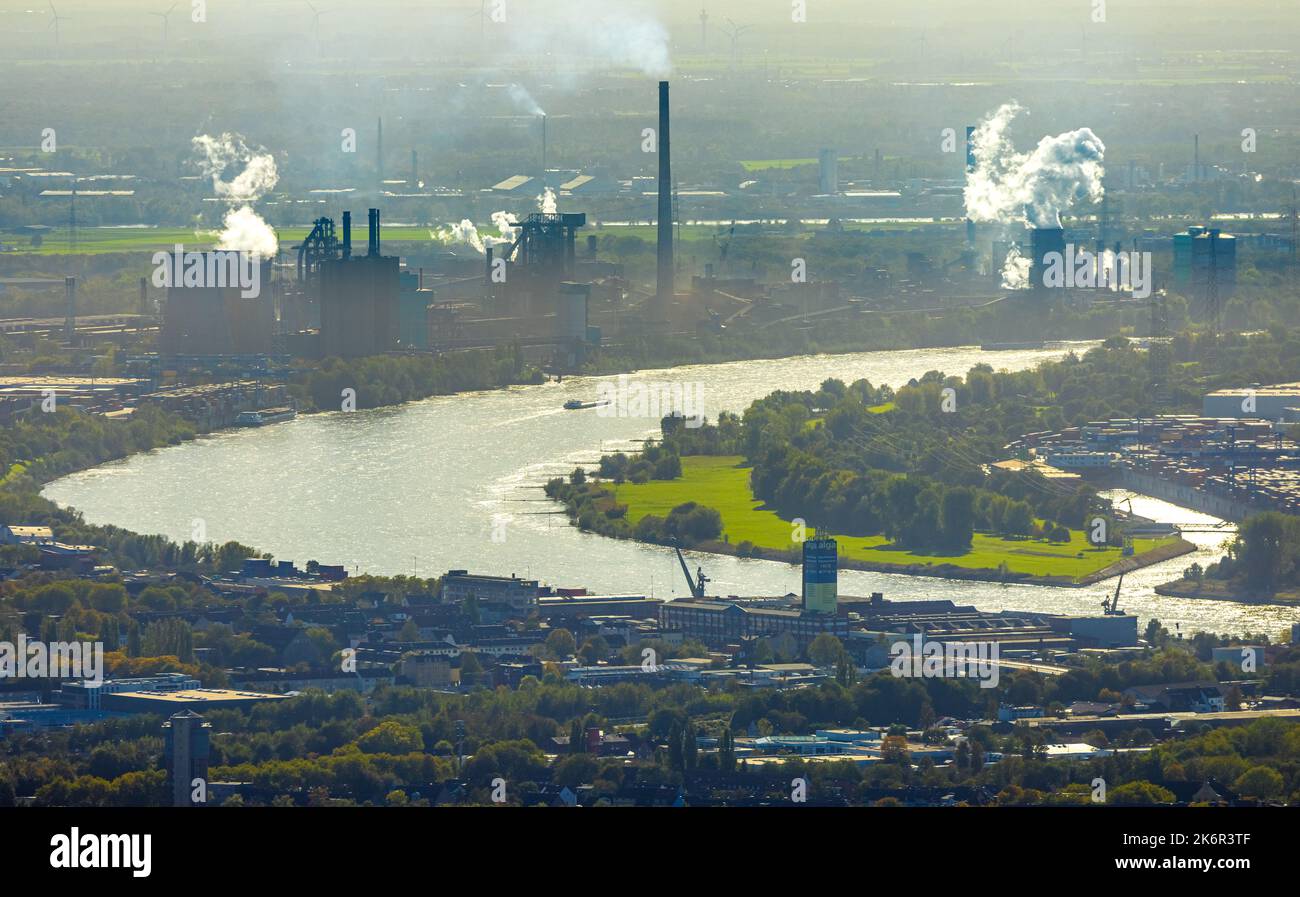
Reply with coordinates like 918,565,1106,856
612,455,1178,582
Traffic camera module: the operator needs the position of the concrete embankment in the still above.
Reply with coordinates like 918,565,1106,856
1122,469,1257,523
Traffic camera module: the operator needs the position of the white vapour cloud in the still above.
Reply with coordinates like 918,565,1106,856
432,213,519,255
215,206,279,259
508,83,545,117
192,133,280,257
964,103,1106,229
1000,245,1031,290
497,0,671,81
537,187,557,215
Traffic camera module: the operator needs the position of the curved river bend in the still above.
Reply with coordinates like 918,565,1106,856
44,344,1299,638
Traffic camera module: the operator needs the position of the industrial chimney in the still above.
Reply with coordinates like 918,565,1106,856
64,276,76,343
656,81,673,315
342,211,352,258
368,208,381,257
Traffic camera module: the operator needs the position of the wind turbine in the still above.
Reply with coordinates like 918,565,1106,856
467,1,489,44
722,19,753,70
150,4,178,43
305,1,333,55
47,1,69,48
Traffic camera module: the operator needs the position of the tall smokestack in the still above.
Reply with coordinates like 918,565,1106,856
368,208,380,256
965,125,977,246
656,80,673,314
64,276,76,342
342,211,352,258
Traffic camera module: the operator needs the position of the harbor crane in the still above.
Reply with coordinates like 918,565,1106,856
674,544,709,599
1103,572,1126,616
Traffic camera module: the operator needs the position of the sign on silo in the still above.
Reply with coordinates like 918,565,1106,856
802,537,838,614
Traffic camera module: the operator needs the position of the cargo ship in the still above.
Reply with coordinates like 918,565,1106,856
235,407,297,427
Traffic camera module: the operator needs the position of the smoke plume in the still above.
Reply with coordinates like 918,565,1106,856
507,83,545,117
498,1,671,81
432,212,520,255
1000,245,1031,290
192,133,280,258
964,103,1106,229
537,187,558,215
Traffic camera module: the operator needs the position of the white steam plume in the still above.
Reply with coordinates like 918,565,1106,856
192,133,280,258
432,213,520,255
498,1,671,81
537,187,557,215
1000,245,1031,290
508,83,545,117
964,103,1106,229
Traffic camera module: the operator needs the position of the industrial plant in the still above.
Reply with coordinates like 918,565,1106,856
3,0,1300,847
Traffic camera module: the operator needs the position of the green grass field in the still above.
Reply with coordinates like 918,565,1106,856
739,158,819,172
613,455,1176,581
5,225,437,256
4,218,964,256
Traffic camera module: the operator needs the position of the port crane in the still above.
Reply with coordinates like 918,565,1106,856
674,544,710,599
1103,572,1126,616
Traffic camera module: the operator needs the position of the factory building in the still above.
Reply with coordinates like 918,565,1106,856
162,711,210,807
818,149,839,195
1029,227,1067,292
556,281,591,367
491,212,587,317
1173,225,1237,297
57,672,201,711
101,688,289,714
159,253,273,355
439,570,539,613
318,209,400,358
802,538,838,614
660,538,848,649
1203,383,1300,422
398,268,432,349
658,600,850,650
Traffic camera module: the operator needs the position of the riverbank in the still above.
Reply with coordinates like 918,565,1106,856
654,532,1198,588
1155,579,1300,606
552,455,1194,587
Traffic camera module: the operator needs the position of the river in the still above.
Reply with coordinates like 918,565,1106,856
43,343,1300,638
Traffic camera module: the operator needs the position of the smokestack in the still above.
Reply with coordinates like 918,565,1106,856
64,276,76,342
965,127,977,246
819,148,838,195
485,246,494,289
656,80,673,313
368,208,380,257
139,277,149,317
342,211,352,258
